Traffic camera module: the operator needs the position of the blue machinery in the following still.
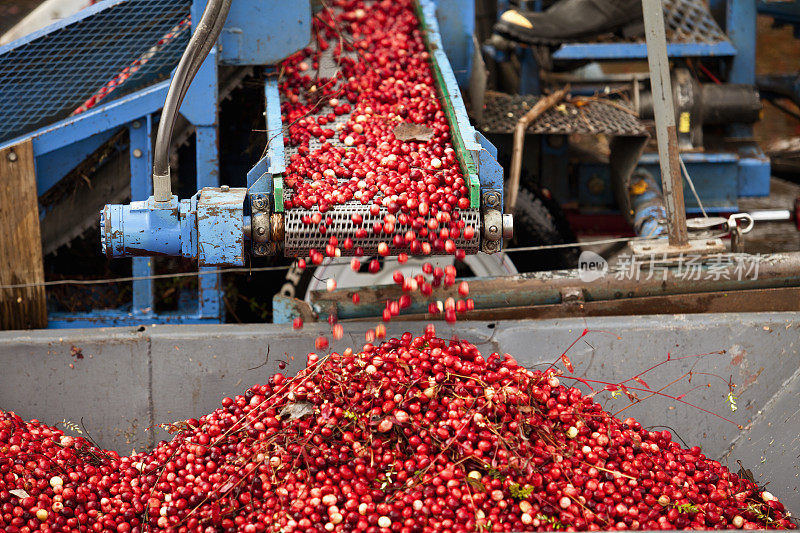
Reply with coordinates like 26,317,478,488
0,0,793,326
486,0,771,214
0,0,510,327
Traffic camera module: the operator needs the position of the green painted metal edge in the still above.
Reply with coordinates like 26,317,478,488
468,174,480,207
273,176,284,212
413,0,480,209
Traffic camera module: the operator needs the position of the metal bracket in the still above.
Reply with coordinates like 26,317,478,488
249,191,271,257
480,191,513,254
685,213,755,235
628,237,726,257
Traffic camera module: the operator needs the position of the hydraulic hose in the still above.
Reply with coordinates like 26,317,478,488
152,0,232,203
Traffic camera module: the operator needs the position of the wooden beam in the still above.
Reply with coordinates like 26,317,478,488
1,140,47,329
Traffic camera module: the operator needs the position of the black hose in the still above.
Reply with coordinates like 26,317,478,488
152,0,232,202
176,0,231,112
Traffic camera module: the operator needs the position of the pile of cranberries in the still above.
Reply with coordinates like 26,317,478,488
0,327,794,532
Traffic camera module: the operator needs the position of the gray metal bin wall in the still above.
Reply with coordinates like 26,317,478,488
1,312,798,517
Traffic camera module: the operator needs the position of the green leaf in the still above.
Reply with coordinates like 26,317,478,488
509,482,535,500
676,503,700,514
535,514,564,530
726,392,738,412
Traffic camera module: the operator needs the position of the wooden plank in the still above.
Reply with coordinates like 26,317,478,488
0,140,47,329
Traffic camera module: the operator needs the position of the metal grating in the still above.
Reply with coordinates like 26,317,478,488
0,0,191,144
284,202,481,257
662,0,728,44
541,0,729,45
479,91,648,136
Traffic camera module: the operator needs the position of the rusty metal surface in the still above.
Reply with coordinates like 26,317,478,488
0,312,798,515
309,252,800,321
479,91,647,136
381,286,800,322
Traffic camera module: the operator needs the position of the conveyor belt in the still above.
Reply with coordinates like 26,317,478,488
278,0,483,257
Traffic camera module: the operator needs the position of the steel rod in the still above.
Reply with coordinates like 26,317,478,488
641,0,689,246
310,251,800,321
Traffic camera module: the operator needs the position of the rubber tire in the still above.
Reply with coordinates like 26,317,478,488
508,186,579,271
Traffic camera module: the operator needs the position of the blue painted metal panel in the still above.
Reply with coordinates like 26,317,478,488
129,117,154,201
578,164,615,207
0,80,169,156
196,188,247,266
34,129,118,195
247,156,270,188
180,197,199,258
195,126,220,188
738,157,771,197
218,0,311,66
434,0,475,88
194,129,222,319
129,116,155,316
0,0,190,144
198,267,222,319
723,1,758,143
552,41,737,60
475,131,497,159
265,77,285,175
103,197,183,256
475,132,504,201
638,152,738,212
272,296,296,325
726,0,756,86
518,48,540,95
181,50,219,127
540,136,570,203
248,77,284,191
48,310,219,328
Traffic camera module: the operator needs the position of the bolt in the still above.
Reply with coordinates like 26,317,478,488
132,121,141,129
483,192,500,208
257,226,266,235
252,195,266,209
484,240,498,253
220,185,230,192
489,225,499,235
132,149,143,158
255,244,267,255
7,150,17,162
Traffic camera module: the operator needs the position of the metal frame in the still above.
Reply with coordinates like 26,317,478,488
485,0,770,215
0,0,225,327
100,0,510,269
2,0,486,326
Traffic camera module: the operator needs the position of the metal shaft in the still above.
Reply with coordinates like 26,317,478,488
641,0,688,246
